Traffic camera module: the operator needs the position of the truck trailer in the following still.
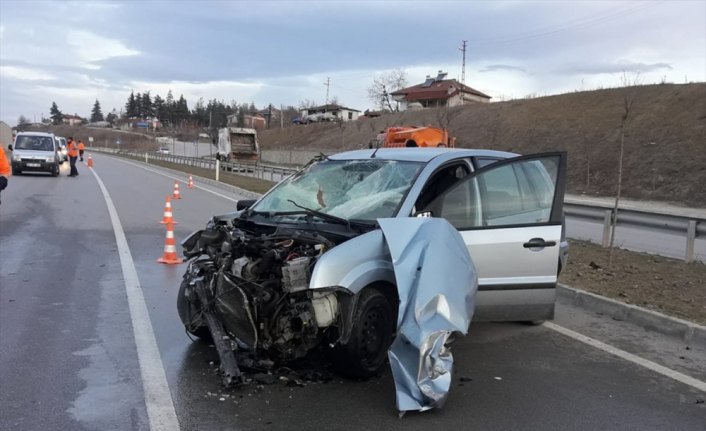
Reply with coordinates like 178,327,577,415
216,127,260,163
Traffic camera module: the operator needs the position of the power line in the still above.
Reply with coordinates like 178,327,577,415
470,1,662,47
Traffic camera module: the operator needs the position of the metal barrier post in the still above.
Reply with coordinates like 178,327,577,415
686,220,697,263
145,152,148,164
270,167,274,181
602,210,612,247
216,159,220,182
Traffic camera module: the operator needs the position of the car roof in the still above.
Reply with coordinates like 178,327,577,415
329,148,519,163
16,131,55,137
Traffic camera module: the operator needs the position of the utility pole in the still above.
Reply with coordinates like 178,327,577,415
324,77,330,105
459,40,467,85
459,40,468,105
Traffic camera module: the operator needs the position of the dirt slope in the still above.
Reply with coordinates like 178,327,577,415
259,83,706,207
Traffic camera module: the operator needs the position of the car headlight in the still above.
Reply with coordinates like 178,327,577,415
12,154,20,161
46,157,55,163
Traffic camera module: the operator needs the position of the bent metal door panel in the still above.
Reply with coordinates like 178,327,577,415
425,152,566,322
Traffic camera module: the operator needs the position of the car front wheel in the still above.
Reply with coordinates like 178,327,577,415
331,288,394,379
177,278,212,340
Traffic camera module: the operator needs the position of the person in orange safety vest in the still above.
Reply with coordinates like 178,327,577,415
67,137,79,177
0,144,10,204
78,140,86,161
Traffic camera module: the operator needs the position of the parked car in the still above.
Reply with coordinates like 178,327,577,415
9,131,62,176
55,136,68,162
157,147,170,155
304,112,337,123
177,148,567,390
292,116,308,125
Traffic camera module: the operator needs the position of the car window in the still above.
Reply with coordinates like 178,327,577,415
15,136,55,151
474,157,502,168
425,155,560,229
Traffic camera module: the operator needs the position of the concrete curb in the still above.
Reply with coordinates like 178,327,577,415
558,283,706,345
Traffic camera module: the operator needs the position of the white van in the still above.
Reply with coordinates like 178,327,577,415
9,131,62,177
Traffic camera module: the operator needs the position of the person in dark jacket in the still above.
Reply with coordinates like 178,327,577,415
67,137,79,177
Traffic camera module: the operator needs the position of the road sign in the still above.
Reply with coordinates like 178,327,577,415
88,136,93,142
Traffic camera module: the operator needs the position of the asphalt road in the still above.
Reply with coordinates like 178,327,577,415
1,154,704,431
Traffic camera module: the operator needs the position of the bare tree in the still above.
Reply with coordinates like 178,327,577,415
608,72,641,267
435,103,451,130
298,99,318,110
367,69,407,111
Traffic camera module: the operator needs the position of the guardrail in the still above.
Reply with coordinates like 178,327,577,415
94,147,299,182
91,147,705,263
564,203,704,263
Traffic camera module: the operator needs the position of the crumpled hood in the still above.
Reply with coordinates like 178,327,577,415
378,217,478,412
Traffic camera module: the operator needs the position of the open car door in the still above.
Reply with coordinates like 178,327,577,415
421,152,567,322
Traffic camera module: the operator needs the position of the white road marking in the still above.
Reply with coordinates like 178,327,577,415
89,167,181,430
544,321,706,393
111,157,241,202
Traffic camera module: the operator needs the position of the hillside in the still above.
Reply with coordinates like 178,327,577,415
259,83,706,207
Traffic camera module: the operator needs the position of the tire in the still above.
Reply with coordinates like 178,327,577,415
51,164,59,177
405,139,418,148
177,278,212,340
331,288,394,379
12,168,21,175
437,143,447,148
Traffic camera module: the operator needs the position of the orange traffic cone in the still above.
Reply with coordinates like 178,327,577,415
187,175,194,188
87,154,94,168
157,222,183,264
172,181,182,199
160,196,178,225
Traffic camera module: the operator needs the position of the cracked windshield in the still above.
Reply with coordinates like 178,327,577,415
253,159,423,220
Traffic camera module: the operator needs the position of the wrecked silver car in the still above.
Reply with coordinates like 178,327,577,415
177,148,567,411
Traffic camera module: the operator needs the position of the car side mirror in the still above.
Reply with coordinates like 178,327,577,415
8,145,12,151
236,199,256,210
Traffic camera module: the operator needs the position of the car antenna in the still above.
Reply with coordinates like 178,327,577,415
370,141,381,159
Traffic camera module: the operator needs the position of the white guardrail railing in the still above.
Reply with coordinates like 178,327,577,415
92,147,705,263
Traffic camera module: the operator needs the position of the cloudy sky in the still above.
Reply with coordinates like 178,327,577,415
0,0,704,126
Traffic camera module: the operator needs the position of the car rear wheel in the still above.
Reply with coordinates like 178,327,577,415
405,139,418,147
331,288,394,379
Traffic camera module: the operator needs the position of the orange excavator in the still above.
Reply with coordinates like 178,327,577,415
369,126,456,148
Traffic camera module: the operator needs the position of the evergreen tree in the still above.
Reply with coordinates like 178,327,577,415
50,101,63,125
135,92,143,118
237,103,247,127
165,90,175,126
125,91,137,118
142,91,153,118
90,99,104,122
193,98,207,127
153,94,165,122
174,94,189,127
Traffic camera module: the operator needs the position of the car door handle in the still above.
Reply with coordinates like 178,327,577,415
523,238,557,248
